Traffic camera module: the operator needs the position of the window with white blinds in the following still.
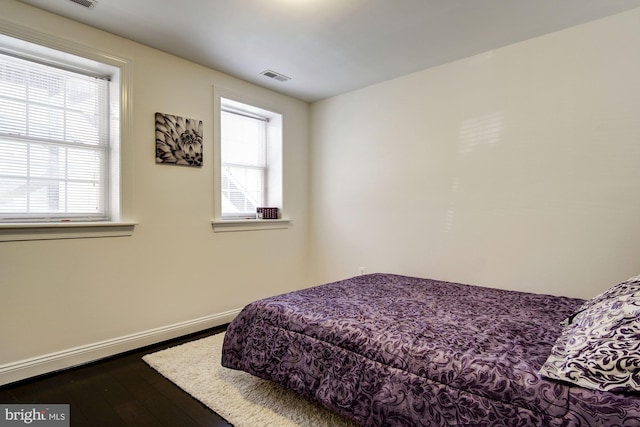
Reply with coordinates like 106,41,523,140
0,51,110,222
220,95,286,222
221,108,267,218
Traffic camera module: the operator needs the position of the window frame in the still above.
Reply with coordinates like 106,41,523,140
0,22,135,241
220,107,268,218
0,51,111,222
212,86,290,232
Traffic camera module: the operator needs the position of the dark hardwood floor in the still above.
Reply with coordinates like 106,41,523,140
0,325,233,426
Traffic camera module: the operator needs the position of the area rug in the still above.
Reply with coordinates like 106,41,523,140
142,332,358,427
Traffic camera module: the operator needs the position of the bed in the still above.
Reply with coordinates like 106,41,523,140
221,273,640,426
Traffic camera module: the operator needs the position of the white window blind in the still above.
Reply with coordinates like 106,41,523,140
0,51,110,222
220,109,267,218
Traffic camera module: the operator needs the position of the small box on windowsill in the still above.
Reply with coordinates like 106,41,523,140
257,207,279,219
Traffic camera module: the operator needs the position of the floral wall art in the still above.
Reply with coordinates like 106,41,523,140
155,112,203,166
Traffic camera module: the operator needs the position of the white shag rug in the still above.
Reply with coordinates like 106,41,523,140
142,333,358,427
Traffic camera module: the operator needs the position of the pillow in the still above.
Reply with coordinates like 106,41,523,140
539,278,640,392
563,275,640,325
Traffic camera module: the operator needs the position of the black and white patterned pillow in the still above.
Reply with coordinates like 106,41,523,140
540,277,640,392
563,276,640,326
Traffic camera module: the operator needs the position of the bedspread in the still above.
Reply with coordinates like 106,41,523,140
221,273,640,426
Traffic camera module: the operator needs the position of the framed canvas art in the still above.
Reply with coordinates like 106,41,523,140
155,112,203,166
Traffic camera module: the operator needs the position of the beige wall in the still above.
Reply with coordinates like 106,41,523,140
0,1,310,384
309,8,640,298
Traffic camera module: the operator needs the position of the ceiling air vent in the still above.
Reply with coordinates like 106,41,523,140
260,70,291,82
68,0,98,9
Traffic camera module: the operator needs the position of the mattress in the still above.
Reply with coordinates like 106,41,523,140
221,273,640,426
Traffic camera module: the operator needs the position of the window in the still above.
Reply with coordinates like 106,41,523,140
0,33,122,224
221,107,267,217
218,96,284,224
0,27,133,241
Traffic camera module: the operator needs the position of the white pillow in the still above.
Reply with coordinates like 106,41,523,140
539,278,640,392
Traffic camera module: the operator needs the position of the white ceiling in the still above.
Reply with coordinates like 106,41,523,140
17,0,640,102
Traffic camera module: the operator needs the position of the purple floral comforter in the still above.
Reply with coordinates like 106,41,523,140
221,273,640,426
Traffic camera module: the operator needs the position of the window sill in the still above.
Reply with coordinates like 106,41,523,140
211,218,291,233
0,222,137,242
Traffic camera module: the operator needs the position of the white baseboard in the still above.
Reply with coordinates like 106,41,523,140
0,309,241,387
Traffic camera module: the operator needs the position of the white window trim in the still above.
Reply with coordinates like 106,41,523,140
0,20,135,241
0,221,136,242
211,218,291,233
212,86,290,232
